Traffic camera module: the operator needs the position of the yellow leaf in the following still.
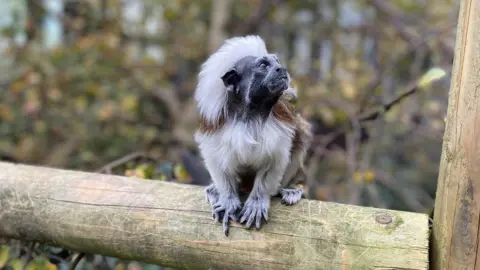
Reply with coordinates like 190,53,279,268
80,151,94,162
8,259,23,270
353,171,363,184
46,262,57,270
125,169,135,177
87,84,100,96
15,136,35,160
346,58,360,70
121,95,138,112
173,163,191,182
10,80,25,93
384,105,400,123
418,67,447,89
115,263,125,270
143,127,158,141
341,81,357,100
0,105,14,122
0,246,10,268
364,170,375,183
25,261,35,270
134,168,146,179
333,109,348,124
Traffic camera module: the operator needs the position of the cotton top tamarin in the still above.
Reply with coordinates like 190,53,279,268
194,35,313,235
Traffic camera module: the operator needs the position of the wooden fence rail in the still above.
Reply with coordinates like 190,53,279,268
0,162,429,269
431,0,480,269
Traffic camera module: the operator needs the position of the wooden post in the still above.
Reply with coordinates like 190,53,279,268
431,0,480,269
0,162,429,269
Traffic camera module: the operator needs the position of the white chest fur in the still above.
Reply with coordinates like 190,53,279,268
195,117,295,173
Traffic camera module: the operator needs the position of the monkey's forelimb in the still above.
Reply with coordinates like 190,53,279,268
203,162,241,236
240,154,289,230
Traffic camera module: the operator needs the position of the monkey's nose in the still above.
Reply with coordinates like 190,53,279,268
276,67,287,77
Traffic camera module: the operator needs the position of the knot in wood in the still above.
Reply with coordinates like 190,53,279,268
375,212,393,224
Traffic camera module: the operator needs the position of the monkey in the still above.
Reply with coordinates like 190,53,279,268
193,35,313,235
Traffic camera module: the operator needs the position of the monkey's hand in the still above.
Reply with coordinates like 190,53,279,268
205,183,220,206
280,187,303,205
239,195,270,230
211,193,241,236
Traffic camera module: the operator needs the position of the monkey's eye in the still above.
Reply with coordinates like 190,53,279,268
259,60,270,68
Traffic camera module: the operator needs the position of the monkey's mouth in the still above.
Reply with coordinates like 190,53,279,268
266,76,289,93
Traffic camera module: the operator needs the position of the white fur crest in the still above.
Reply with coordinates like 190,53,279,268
195,35,269,123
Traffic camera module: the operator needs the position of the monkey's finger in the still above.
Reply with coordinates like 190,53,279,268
212,210,220,222
239,206,246,216
240,209,252,223
245,212,256,228
240,208,252,224
229,212,238,222
262,208,268,223
213,204,226,213
255,210,262,229
213,207,225,222
223,214,230,236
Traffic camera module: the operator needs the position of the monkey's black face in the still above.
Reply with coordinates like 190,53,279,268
221,54,290,115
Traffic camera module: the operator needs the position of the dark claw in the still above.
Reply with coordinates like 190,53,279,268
223,213,229,236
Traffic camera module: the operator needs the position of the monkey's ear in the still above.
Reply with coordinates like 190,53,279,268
221,69,240,89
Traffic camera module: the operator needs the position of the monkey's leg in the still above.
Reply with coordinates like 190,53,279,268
239,170,270,230
278,157,306,206
204,162,241,236
240,156,289,230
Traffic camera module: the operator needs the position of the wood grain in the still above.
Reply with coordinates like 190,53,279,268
0,162,429,269
431,0,480,269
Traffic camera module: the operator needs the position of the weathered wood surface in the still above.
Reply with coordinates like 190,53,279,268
0,162,429,269
431,0,480,269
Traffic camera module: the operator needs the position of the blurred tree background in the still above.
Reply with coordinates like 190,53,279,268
0,0,458,269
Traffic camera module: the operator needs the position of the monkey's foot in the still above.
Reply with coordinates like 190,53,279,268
205,184,219,206
212,195,241,236
280,188,303,205
239,196,270,230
